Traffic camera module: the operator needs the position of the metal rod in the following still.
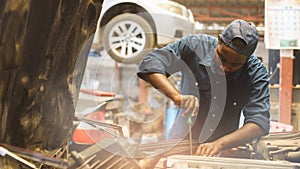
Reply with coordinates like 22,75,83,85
0,146,37,169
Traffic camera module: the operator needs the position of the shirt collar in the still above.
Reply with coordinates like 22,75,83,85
229,68,242,83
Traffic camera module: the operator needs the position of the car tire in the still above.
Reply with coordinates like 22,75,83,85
102,13,155,64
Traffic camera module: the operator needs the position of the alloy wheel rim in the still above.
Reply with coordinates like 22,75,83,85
108,20,147,59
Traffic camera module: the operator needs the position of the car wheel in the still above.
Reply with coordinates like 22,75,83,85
102,13,155,64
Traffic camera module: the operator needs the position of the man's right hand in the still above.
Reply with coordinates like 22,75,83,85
145,73,199,117
174,94,199,117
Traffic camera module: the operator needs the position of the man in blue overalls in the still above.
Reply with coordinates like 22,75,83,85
137,19,270,156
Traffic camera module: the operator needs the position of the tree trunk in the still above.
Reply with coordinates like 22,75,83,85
0,0,102,168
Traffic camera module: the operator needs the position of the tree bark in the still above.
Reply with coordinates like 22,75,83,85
0,0,102,168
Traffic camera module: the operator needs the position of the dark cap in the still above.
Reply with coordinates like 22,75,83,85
220,19,259,57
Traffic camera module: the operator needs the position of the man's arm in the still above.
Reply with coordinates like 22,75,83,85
145,73,181,105
196,122,265,156
195,56,270,157
144,73,199,116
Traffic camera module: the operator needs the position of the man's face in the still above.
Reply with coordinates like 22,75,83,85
214,43,247,76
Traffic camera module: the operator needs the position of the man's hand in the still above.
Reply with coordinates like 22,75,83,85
174,94,199,117
195,141,224,157
145,73,199,117
195,123,266,157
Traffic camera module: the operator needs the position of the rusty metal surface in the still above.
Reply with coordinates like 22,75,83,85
279,56,294,124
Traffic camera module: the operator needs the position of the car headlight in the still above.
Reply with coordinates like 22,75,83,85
158,3,183,15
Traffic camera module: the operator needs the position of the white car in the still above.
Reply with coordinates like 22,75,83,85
94,0,195,64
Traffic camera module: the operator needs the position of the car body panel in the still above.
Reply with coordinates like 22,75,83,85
94,0,195,45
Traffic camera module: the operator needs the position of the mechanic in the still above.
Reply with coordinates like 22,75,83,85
137,19,270,156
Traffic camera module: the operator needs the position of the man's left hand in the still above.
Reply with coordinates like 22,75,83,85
195,141,224,156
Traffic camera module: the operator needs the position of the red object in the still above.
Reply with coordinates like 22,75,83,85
72,111,115,144
80,88,116,97
279,55,293,124
72,129,114,144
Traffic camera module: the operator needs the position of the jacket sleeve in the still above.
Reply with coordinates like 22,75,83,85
242,58,270,135
137,35,192,81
